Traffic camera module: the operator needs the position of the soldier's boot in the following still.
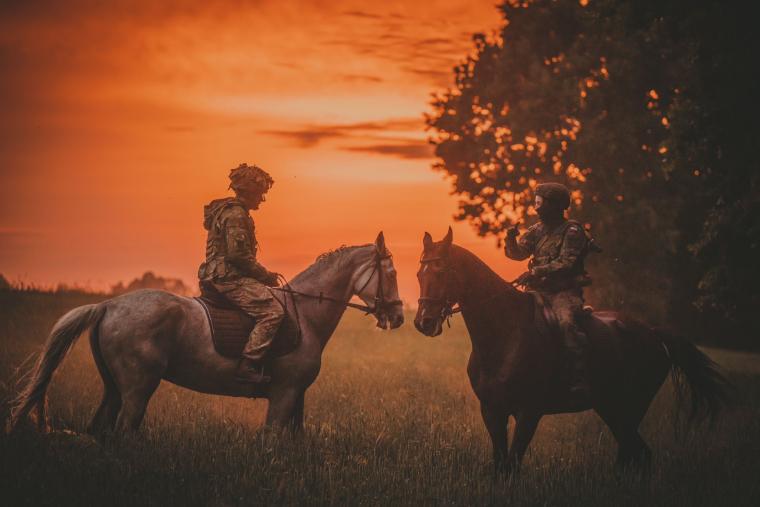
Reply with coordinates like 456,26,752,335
235,357,271,384
235,318,280,384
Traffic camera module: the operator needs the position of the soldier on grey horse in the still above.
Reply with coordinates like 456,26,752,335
8,232,404,435
198,163,284,384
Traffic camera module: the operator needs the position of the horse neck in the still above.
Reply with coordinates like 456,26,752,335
450,245,528,357
288,246,374,349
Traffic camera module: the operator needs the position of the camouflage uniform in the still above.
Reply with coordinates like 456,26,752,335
199,197,284,363
505,212,592,395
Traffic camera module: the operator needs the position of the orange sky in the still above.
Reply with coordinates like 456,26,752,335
0,0,525,302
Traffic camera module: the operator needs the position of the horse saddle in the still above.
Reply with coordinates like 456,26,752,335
529,292,593,340
195,284,300,360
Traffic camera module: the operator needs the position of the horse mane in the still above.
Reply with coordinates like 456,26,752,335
450,244,523,296
290,244,374,285
314,244,372,266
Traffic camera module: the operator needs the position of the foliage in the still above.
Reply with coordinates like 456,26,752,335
426,0,759,342
1,293,760,505
110,271,192,296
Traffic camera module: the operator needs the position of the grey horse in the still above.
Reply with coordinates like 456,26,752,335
8,232,404,435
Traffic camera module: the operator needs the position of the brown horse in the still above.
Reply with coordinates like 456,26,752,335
414,228,732,473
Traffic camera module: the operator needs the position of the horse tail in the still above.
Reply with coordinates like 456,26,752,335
660,332,734,426
6,303,107,433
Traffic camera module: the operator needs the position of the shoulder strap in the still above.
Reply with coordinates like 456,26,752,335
563,219,602,253
563,220,586,238
212,200,247,230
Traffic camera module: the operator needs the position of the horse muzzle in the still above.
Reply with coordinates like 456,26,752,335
414,315,443,337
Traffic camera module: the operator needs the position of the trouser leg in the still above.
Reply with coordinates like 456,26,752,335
241,298,285,361
214,279,285,362
549,291,589,393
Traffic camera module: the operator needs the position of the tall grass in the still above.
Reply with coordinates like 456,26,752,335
1,290,759,506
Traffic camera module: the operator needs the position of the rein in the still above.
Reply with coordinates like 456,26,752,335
272,252,403,316
418,255,520,326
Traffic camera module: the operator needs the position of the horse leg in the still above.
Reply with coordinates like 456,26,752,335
480,402,509,472
87,329,122,437
288,390,306,432
595,404,651,471
597,366,664,471
506,411,541,474
30,398,50,433
114,376,160,433
265,386,301,431
87,388,122,437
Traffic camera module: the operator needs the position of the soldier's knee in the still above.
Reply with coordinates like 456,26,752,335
268,300,285,321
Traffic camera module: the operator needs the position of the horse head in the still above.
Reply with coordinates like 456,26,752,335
415,227,455,336
353,231,404,330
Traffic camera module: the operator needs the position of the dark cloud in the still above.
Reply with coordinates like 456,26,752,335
322,6,482,87
342,10,384,20
260,126,347,148
402,66,452,86
344,142,434,160
262,117,424,145
261,117,430,160
416,37,456,47
341,73,384,83
336,118,424,132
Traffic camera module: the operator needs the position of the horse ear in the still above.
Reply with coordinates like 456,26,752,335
442,226,453,247
423,232,433,250
375,231,386,252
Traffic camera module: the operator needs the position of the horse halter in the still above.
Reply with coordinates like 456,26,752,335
417,254,461,323
355,251,403,316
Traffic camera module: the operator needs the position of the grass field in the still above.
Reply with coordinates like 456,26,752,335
1,289,759,506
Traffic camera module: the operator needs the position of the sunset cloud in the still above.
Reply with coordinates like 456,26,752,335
344,142,434,160
0,1,511,299
261,117,429,159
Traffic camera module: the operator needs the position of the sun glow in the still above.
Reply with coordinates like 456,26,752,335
0,1,521,301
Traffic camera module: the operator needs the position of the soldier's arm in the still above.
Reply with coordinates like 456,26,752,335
531,223,586,277
504,225,538,261
222,208,275,281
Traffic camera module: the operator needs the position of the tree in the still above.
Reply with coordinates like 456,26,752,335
427,0,759,346
111,271,192,296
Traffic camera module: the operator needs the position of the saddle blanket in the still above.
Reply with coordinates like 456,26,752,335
195,296,300,359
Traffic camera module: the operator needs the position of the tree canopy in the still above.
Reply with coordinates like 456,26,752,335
427,0,759,347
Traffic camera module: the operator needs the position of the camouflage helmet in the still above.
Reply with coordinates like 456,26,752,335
228,163,274,195
535,182,571,210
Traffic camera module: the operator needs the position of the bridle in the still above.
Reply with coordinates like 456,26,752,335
273,251,403,317
417,255,462,325
418,253,521,327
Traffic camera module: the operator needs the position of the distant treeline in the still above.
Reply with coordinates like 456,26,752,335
0,271,193,297
427,0,758,349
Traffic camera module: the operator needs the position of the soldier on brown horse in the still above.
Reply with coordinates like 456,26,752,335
415,227,731,473
505,182,599,402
